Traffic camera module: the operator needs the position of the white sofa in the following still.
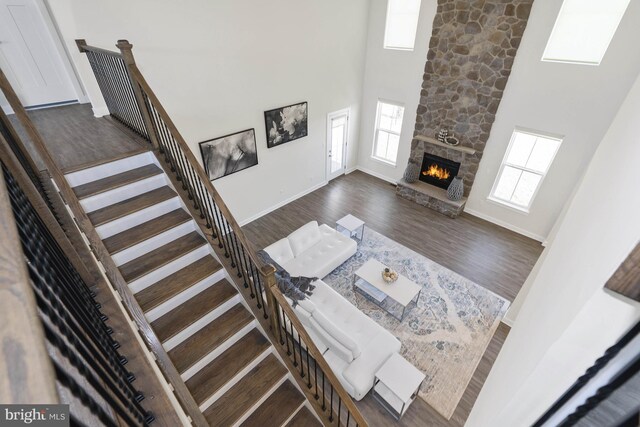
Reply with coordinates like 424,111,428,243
264,221,401,400
264,220,357,279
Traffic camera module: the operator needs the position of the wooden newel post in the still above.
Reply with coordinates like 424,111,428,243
261,264,280,335
115,39,161,151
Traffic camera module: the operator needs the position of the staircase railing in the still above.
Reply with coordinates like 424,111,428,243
77,39,368,427
0,133,155,426
0,66,202,425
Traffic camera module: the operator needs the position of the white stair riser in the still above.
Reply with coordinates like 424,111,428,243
96,198,181,239
229,375,289,427
113,221,196,266
196,347,272,411
80,175,167,213
145,269,226,322
128,245,210,293
162,297,245,351
280,402,306,427
65,152,155,187
181,322,260,383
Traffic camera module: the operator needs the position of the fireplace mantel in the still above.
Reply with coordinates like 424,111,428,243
414,135,476,155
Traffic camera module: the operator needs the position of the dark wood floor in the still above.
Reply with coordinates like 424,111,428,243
243,171,543,426
244,171,543,303
11,103,146,172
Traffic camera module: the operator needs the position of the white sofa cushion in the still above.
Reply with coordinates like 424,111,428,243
309,317,354,363
265,238,295,266
287,221,322,257
284,225,357,278
311,309,361,360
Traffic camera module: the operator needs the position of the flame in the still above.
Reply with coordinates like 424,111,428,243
422,163,450,180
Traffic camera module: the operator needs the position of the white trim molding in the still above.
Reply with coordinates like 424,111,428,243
464,207,546,242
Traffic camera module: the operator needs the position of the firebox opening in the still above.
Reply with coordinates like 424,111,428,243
419,153,461,190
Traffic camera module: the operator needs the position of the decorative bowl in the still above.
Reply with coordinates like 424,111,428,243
445,136,460,146
381,267,398,283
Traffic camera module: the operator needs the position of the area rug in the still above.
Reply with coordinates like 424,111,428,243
323,228,509,420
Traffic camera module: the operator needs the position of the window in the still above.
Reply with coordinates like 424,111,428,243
384,0,422,51
489,129,562,212
542,0,630,65
372,100,404,165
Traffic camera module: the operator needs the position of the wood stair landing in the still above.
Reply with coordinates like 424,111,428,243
87,185,176,226
119,231,206,282
203,354,288,426
285,406,322,427
241,381,305,427
73,163,163,199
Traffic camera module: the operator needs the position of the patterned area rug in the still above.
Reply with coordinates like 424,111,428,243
323,228,509,420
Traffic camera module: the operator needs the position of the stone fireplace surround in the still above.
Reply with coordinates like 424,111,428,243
397,0,534,218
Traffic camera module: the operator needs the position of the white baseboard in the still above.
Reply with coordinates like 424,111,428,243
501,316,515,328
464,207,546,242
93,105,110,117
354,166,398,185
239,180,328,226
345,166,358,174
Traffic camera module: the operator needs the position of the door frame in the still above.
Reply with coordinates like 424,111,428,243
0,0,88,112
325,107,350,181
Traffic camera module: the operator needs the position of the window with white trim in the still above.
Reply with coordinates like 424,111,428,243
542,0,630,65
489,129,562,212
384,0,422,51
372,100,404,165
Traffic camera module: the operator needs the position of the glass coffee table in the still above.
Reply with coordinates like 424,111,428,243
352,259,422,321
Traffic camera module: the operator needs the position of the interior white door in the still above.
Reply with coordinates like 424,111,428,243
0,0,77,108
327,110,349,181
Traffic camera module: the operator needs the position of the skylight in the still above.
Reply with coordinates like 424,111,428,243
542,0,631,65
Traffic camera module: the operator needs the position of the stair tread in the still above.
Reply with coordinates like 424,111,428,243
153,279,239,344
203,354,287,426
87,186,176,226
241,381,305,427
73,164,163,199
167,301,252,373
136,255,222,312
119,232,206,282
103,209,192,255
186,329,270,405
285,407,322,427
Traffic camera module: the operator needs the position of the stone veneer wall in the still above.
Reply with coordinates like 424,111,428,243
410,0,534,196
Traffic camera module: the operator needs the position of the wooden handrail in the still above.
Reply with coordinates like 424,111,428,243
0,159,58,405
76,38,123,58
0,66,207,426
125,63,266,271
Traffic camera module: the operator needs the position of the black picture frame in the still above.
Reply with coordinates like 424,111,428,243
198,128,258,181
264,101,308,148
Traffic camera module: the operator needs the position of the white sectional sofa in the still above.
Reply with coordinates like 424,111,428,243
264,221,401,400
264,220,357,279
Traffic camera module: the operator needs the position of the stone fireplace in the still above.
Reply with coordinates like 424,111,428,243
396,0,534,218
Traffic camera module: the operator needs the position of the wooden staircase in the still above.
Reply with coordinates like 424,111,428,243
66,151,321,427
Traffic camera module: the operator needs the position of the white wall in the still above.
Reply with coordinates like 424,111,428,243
466,69,640,426
465,0,640,241
47,0,370,224
355,0,436,182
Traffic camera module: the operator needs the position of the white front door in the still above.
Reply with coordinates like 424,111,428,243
326,109,349,181
0,0,77,108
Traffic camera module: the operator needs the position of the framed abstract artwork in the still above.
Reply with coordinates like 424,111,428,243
264,101,308,148
199,128,258,181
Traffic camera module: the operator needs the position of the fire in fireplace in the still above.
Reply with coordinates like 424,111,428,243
420,153,461,190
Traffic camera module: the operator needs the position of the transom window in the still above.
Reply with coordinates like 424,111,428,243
372,100,404,165
384,0,422,51
542,0,631,65
489,129,562,212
